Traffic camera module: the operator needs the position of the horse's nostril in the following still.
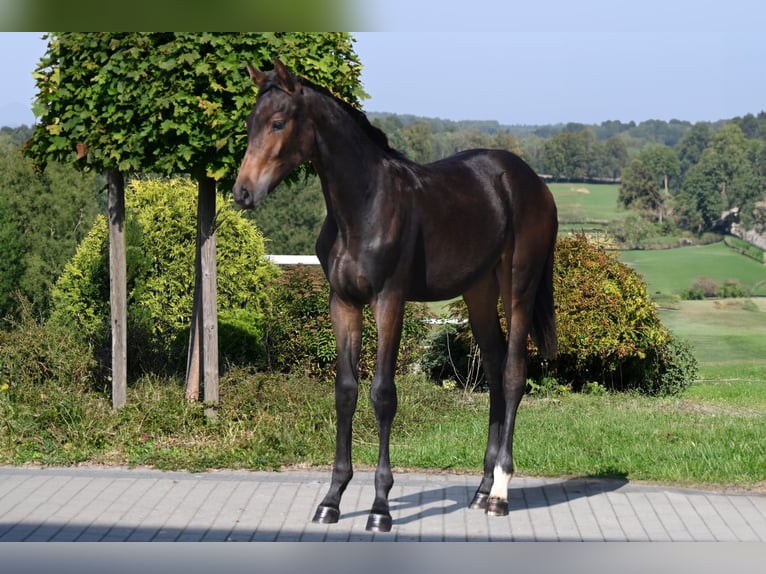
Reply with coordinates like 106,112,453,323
235,185,251,206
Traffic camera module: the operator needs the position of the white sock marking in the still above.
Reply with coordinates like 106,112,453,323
489,466,512,500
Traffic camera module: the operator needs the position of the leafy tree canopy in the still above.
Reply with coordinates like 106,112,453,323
25,33,364,186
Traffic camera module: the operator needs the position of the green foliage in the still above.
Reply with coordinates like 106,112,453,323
217,309,267,368
549,235,674,392
0,300,96,391
0,194,24,316
0,135,101,319
263,265,432,379
50,177,278,374
26,33,364,186
618,158,667,222
717,279,748,299
421,320,486,393
633,337,698,396
724,235,766,263
540,129,618,181
424,235,694,395
684,276,720,300
248,174,325,254
683,276,749,300
3,368,763,485
607,214,657,248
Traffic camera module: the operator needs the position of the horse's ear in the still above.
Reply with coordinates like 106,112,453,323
246,62,266,88
273,57,296,93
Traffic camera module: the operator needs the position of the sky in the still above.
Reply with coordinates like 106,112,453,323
1,1,765,128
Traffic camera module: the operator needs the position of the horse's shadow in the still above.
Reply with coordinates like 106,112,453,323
342,473,629,526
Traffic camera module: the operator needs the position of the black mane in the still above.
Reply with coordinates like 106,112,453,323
297,77,407,160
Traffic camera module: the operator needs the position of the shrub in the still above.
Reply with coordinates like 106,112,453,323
717,279,748,299
423,235,694,395
607,214,656,248
684,276,720,300
50,177,278,375
627,336,698,396
0,299,96,391
263,265,432,379
421,318,486,392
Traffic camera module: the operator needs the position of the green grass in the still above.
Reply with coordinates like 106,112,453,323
2,369,764,488
549,183,628,223
620,242,766,298
658,299,766,366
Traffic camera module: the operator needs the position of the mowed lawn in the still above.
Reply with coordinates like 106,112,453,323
658,298,766,370
548,182,628,223
620,242,766,298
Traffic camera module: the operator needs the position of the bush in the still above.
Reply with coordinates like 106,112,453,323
421,318,486,392
50,177,278,375
0,300,96,391
718,279,748,299
628,336,698,396
684,276,720,300
263,265,432,379
423,235,693,395
607,214,656,248
683,277,749,300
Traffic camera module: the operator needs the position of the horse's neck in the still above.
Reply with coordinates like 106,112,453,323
310,99,389,228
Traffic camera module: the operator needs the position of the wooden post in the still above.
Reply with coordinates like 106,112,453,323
186,177,219,414
185,232,202,401
107,169,127,410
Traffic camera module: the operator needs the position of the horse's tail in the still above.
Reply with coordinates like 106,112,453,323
532,236,558,360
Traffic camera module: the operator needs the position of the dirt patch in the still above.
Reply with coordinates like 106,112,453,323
572,187,590,194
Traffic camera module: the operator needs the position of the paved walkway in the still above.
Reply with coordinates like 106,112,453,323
0,465,764,542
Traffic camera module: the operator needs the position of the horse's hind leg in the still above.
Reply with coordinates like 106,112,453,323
462,276,507,510
313,293,362,524
486,252,543,516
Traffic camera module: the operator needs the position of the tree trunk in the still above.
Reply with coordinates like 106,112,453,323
185,177,219,412
185,247,202,401
107,170,127,410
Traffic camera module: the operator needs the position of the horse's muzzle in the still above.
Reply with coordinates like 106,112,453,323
233,183,255,209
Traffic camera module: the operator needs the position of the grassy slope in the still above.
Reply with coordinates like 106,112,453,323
658,299,766,368
620,242,766,298
548,183,627,223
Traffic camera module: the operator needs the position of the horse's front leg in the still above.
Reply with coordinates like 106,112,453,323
365,293,405,532
313,292,363,524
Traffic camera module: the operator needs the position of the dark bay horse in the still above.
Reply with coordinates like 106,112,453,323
233,59,558,533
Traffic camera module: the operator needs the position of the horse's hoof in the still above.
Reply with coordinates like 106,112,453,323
468,492,489,510
312,505,340,524
365,512,392,532
486,497,509,516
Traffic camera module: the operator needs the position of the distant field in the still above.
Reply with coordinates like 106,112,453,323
658,299,766,369
619,242,766,298
548,182,628,224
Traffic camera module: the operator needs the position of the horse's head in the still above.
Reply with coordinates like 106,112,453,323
233,59,314,209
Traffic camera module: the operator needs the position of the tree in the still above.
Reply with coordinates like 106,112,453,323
619,159,667,222
248,175,326,255
400,121,434,163
603,137,629,180
541,130,605,180
674,122,711,185
0,135,100,320
25,32,364,408
0,194,24,317
677,161,722,233
638,145,680,196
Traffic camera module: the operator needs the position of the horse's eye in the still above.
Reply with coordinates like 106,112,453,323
271,119,286,132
